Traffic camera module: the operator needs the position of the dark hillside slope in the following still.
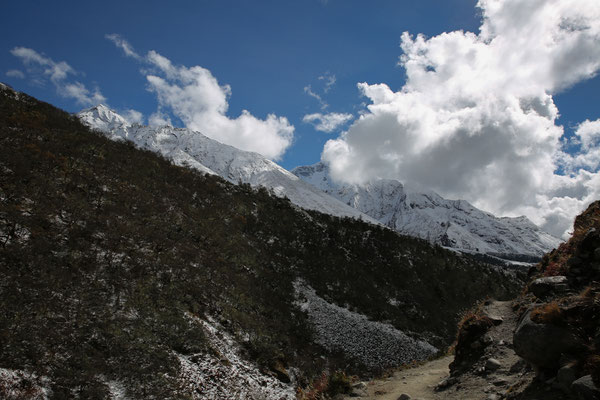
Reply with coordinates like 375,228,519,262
0,85,520,398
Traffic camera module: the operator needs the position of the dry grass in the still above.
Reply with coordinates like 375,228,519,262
296,370,353,400
543,261,567,277
530,301,564,325
297,372,329,400
576,284,600,302
449,300,495,372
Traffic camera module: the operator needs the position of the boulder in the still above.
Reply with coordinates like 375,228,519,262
513,310,582,370
529,276,568,298
571,375,600,400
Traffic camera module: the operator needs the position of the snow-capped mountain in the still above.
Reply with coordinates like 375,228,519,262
77,105,560,260
78,105,377,224
292,162,561,259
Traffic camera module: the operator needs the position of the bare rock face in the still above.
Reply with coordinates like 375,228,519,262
513,310,582,370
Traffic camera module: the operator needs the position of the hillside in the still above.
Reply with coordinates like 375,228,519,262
0,84,521,399
293,162,560,261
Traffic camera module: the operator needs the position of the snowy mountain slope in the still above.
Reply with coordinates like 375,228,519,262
292,162,561,259
78,105,377,224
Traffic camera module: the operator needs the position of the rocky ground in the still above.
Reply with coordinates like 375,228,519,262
343,300,575,400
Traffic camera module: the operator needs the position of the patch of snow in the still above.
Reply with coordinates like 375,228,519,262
293,280,437,369
106,380,128,400
0,368,52,399
177,313,295,400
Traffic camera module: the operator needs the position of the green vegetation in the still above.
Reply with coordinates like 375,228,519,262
0,85,521,398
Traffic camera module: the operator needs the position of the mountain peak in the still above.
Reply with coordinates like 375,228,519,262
78,104,130,132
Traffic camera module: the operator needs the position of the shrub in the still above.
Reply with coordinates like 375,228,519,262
326,370,353,396
531,301,564,326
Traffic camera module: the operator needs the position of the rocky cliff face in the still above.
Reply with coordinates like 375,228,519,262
293,162,561,261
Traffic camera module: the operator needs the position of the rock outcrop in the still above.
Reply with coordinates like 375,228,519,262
513,310,582,370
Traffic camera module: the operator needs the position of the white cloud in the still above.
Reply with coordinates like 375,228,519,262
304,84,328,110
148,111,172,127
62,82,105,105
10,47,106,106
123,109,144,125
108,35,294,160
303,112,353,133
6,69,25,79
318,73,336,93
305,73,338,109
105,33,142,60
558,119,600,174
322,0,600,239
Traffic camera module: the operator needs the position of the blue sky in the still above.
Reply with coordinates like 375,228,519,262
2,0,600,238
2,0,487,169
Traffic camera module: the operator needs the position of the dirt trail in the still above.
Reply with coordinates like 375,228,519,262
352,355,453,400
347,300,532,400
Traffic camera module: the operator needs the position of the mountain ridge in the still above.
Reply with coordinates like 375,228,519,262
293,162,561,260
78,104,379,225
79,104,561,261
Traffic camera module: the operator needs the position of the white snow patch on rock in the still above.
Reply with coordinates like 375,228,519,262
105,380,128,400
177,313,295,400
293,280,437,369
0,368,52,399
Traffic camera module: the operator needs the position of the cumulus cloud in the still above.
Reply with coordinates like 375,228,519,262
10,47,106,105
558,119,600,174
322,0,600,238
303,112,353,133
107,34,294,160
